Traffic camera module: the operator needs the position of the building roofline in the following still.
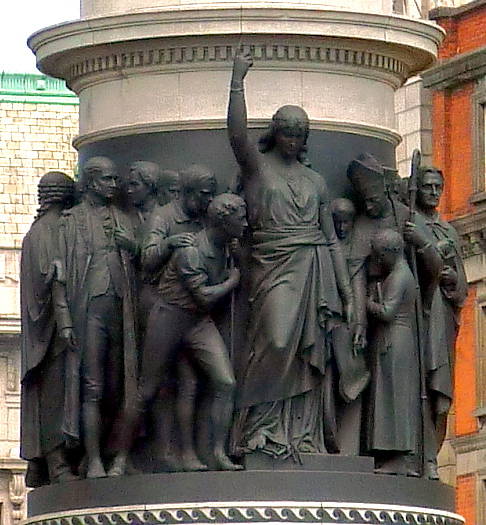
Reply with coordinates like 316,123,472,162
422,44,486,90
430,0,486,20
0,72,78,104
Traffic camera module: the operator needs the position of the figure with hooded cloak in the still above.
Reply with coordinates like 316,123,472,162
228,51,354,458
20,171,78,487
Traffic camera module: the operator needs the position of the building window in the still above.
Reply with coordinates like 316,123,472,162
472,79,486,201
476,286,486,412
479,477,486,525
393,0,405,14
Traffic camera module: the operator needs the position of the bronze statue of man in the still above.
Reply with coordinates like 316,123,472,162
125,160,160,333
331,199,370,455
157,169,181,206
347,154,410,352
109,193,247,475
126,160,160,228
139,164,217,472
365,229,420,476
20,171,77,487
55,156,138,478
416,166,467,479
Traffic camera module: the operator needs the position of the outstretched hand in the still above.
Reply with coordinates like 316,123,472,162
232,49,253,82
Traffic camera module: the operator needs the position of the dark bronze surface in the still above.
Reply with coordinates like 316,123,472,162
20,54,466,487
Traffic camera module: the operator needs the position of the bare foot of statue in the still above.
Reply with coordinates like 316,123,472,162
86,458,107,479
180,452,209,472
54,471,79,483
424,460,440,480
107,454,127,477
158,453,183,472
214,452,244,471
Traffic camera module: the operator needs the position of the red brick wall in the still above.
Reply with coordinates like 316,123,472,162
436,6,486,60
456,474,476,525
432,83,474,221
431,6,486,524
454,286,477,438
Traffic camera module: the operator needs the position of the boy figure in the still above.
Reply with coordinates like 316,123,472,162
110,193,247,475
331,199,370,454
141,165,217,472
366,229,420,475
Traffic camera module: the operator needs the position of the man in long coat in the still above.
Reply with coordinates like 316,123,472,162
56,156,138,478
415,167,467,479
20,171,77,486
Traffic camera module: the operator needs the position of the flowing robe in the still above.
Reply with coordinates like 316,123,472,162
366,260,420,453
20,209,73,485
236,166,343,457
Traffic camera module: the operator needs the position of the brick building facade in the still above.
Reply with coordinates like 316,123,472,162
422,1,486,523
0,73,78,525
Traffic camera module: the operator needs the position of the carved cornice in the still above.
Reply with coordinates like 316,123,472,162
24,502,465,525
28,8,444,82
450,207,486,258
422,45,486,91
0,318,21,336
451,430,486,455
430,0,486,20
67,43,408,86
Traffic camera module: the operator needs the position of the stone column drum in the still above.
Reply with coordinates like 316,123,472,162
29,0,442,191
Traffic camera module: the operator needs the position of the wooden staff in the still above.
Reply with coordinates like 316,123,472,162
408,148,428,473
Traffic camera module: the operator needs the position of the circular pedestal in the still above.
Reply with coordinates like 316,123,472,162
28,5,444,151
27,470,463,525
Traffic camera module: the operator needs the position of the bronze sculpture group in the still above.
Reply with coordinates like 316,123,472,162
20,52,467,486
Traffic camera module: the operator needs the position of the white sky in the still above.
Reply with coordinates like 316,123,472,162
1,1,80,74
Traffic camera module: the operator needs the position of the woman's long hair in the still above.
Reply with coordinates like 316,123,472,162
258,105,312,167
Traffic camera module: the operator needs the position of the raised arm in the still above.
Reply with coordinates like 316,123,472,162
227,51,259,176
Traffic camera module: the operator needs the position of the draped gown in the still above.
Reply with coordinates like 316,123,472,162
236,162,343,457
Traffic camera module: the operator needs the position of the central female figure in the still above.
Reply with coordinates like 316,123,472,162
228,52,354,458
